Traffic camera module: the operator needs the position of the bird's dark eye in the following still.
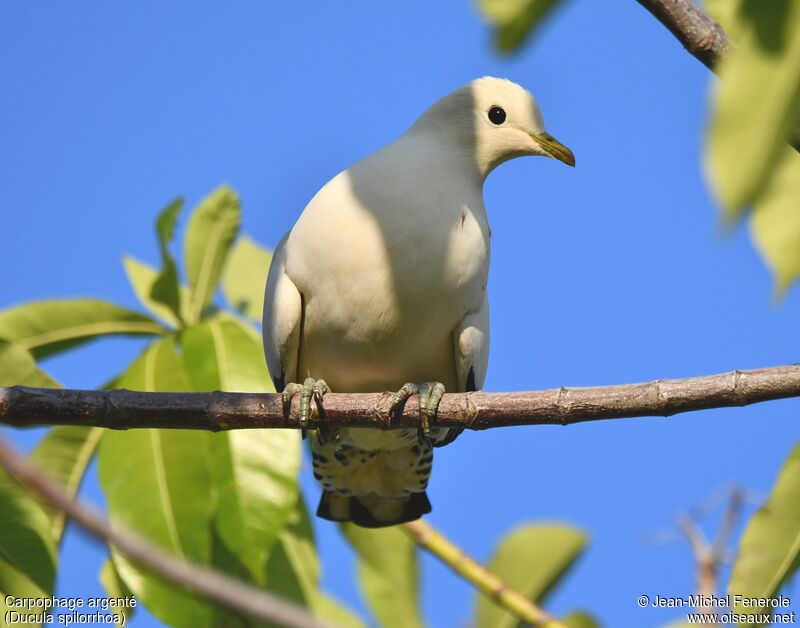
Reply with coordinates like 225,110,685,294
488,106,506,125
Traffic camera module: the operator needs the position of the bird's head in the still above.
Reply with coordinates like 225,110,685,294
411,76,574,178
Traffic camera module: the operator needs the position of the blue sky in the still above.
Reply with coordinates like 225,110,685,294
2,1,799,626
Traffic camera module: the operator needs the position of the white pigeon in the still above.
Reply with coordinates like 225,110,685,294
263,77,574,527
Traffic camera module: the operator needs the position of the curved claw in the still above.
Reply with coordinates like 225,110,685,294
390,383,420,414
281,378,330,430
282,383,304,413
391,381,445,446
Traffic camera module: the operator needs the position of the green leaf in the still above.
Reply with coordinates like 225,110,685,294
703,0,745,40
563,610,600,628
0,299,162,359
209,531,253,628
315,595,367,628
0,470,57,593
476,523,587,628
181,316,272,393
707,0,800,217
266,496,365,628
341,523,423,628
222,235,273,321
478,0,566,52
30,426,102,542
123,256,185,328
210,430,300,584
184,186,241,324
0,345,64,620
706,1,800,294
0,572,45,626
99,336,215,628
182,318,300,583
728,441,800,626
0,561,48,627
150,197,185,326
750,146,800,294
99,559,136,627
15,369,59,388
265,496,319,606
0,340,59,387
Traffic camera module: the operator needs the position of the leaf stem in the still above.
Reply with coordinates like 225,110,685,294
402,519,565,627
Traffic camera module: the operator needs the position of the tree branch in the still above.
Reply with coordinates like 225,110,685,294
402,520,565,628
1,364,799,431
0,437,328,628
635,0,800,153
636,0,730,71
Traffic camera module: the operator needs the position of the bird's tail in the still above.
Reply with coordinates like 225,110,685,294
317,490,431,528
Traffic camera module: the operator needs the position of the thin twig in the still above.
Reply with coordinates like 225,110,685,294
1,364,799,431
0,437,327,628
676,515,711,564
635,0,800,153
402,520,565,628
677,514,716,601
711,487,743,563
676,488,745,625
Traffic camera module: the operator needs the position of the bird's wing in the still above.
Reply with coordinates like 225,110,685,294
433,293,490,447
262,233,303,392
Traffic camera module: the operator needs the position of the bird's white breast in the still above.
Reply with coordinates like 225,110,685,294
285,134,490,393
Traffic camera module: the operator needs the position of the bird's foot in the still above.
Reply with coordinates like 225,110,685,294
390,381,445,447
282,378,329,440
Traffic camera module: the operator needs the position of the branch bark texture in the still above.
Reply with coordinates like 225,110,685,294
635,0,800,153
1,365,799,431
636,0,730,71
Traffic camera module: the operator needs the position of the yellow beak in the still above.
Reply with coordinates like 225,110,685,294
533,132,575,167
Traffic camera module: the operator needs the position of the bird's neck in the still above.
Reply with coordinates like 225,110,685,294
400,128,490,186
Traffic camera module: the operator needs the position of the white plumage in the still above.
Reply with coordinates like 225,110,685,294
263,77,573,527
